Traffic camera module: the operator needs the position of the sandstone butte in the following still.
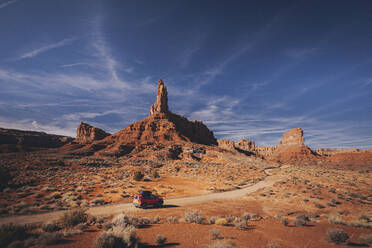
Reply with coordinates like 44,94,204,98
69,80,217,157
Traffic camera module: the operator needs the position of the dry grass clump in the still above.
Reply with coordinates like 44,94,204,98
184,210,204,224
59,208,88,228
111,214,139,228
266,242,280,248
155,234,167,244
209,228,222,240
294,214,308,226
94,225,137,248
326,229,349,244
166,216,179,224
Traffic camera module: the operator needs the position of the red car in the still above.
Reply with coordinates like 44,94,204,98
133,190,163,208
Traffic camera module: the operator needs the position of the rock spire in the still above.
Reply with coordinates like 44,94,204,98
150,79,169,115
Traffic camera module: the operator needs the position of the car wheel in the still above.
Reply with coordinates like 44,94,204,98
141,203,147,209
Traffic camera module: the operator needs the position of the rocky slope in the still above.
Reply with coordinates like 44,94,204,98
0,128,73,153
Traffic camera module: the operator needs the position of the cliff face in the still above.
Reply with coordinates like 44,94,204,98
76,122,111,144
0,128,73,153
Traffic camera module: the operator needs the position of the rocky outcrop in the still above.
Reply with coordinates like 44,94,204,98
73,80,217,157
271,128,317,162
255,146,277,158
235,140,255,152
315,148,360,156
218,139,255,154
0,128,73,153
217,140,236,151
150,80,169,115
278,128,304,146
76,122,110,144
255,128,317,162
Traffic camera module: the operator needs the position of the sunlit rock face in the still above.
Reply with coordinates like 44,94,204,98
76,122,110,144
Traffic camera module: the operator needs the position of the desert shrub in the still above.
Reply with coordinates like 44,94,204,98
234,220,248,229
241,213,251,221
152,170,160,178
326,229,349,244
175,166,181,172
225,216,235,223
0,223,28,247
111,225,137,247
152,216,161,224
139,217,151,225
36,232,63,246
359,233,372,245
327,213,345,225
209,216,217,224
156,234,167,244
267,242,280,248
94,232,122,248
102,222,113,230
112,214,139,228
358,214,370,223
184,210,204,224
281,218,289,226
133,171,144,181
209,228,221,240
250,213,261,220
294,214,308,226
166,216,179,224
215,218,228,226
59,209,88,228
42,220,61,232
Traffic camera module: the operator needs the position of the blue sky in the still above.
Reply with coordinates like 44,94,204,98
0,0,372,148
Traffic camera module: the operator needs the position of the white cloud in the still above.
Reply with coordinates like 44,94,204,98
0,0,17,9
19,37,77,59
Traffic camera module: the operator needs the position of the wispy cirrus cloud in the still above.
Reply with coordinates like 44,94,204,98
0,0,17,9
19,37,76,59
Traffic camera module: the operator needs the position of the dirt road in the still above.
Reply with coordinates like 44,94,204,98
0,171,285,226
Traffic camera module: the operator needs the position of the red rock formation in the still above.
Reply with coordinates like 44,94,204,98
255,146,277,158
272,128,317,162
150,80,169,115
235,139,255,152
76,122,110,144
278,128,304,146
73,80,217,157
255,128,317,163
